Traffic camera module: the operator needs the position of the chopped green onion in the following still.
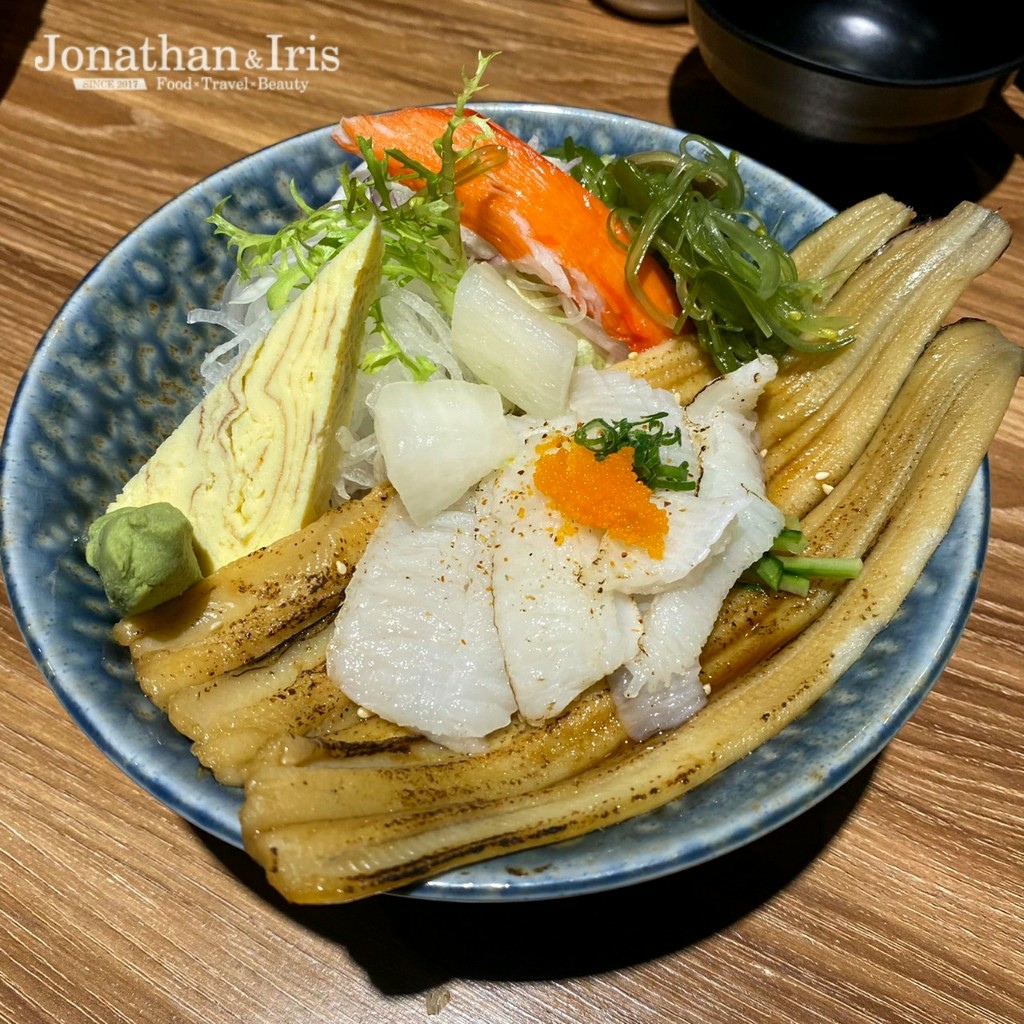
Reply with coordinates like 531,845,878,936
778,573,811,597
573,412,696,491
752,553,784,590
776,555,864,580
772,513,809,554
742,518,862,595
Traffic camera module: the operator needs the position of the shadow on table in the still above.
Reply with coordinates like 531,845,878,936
667,49,1024,219
198,753,877,993
0,0,45,101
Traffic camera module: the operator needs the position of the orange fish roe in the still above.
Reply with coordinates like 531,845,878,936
532,436,668,559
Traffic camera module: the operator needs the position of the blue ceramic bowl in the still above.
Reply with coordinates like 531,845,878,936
0,103,987,901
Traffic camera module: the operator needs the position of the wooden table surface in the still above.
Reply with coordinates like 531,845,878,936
2,2,1022,1022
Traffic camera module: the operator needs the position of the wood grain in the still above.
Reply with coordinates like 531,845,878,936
2,2,1022,1022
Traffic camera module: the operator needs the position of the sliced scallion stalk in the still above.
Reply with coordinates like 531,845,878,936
776,555,864,580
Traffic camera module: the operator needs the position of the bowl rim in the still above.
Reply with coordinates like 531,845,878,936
689,0,1024,89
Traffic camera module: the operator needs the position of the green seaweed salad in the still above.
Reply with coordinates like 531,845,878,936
547,134,853,375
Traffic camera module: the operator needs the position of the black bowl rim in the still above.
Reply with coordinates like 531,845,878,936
690,0,1024,89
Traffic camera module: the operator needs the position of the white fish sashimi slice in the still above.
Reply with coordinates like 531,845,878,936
688,355,778,500
614,356,784,738
613,495,782,737
615,501,764,695
608,659,708,741
326,497,516,744
572,365,732,595
588,490,747,595
488,422,642,724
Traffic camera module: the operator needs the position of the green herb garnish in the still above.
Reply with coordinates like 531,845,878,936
544,137,619,207
742,515,862,596
206,52,501,318
359,298,438,381
574,412,696,491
